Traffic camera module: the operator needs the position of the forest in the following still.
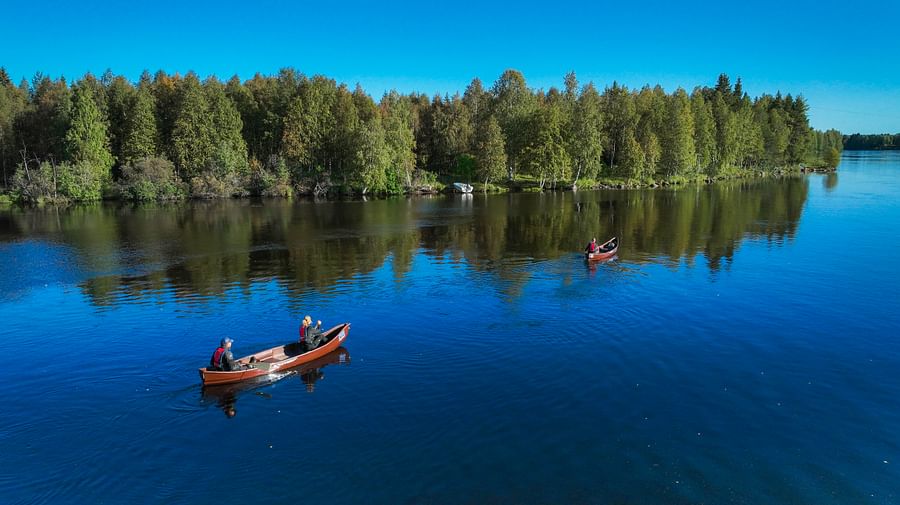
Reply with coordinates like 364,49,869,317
843,133,900,150
0,68,842,202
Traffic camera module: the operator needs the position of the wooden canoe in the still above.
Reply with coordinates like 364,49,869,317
198,323,350,386
585,237,618,261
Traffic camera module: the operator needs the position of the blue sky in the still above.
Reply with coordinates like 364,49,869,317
2,0,898,133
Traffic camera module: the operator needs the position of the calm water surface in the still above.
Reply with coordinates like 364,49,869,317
2,151,899,504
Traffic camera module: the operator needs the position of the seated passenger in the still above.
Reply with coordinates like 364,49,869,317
301,315,325,351
210,337,244,371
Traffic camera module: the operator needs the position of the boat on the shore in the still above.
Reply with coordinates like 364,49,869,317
452,182,473,193
585,237,618,261
199,323,350,385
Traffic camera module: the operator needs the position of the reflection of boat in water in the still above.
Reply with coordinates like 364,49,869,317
452,182,473,193
585,237,618,262
202,347,351,417
198,323,349,385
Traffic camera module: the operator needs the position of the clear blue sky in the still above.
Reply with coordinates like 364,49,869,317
3,0,898,133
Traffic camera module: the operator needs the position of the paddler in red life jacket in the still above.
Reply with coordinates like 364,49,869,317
585,237,598,254
210,337,246,371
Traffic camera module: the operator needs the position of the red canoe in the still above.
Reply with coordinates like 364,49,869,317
585,237,618,261
198,323,350,386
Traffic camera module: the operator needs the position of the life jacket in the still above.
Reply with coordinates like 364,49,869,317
299,325,306,342
210,346,226,370
587,242,596,253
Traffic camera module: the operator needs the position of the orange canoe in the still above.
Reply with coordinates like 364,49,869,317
585,237,618,261
198,323,350,386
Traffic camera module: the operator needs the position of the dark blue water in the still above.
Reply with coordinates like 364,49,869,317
2,151,899,504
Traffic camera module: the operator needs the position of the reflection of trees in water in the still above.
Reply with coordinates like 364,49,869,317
2,177,808,305
824,173,839,192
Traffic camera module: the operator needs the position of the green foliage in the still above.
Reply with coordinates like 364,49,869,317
474,115,507,186
65,83,113,177
171,74,213,178
521,100,571,189
659,89,695,176
843,133,900,150
121,86,159,165
567,82,604,182
57,161,105,201
118,157,185,201
0,68,832,197
249,157,292,197
824,147,841,168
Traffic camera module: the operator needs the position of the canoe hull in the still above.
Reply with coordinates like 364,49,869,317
198,323,350,386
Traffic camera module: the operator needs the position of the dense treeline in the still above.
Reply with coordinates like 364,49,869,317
843,133,900,150
0,67,839,202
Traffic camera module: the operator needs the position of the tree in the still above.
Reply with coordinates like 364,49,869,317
824,147,841,168
691,90,715,173
0,68,28,186
120,85,159,165
566,82,604,186
659,89,695,176
491,69,535,178
105,76,135,167
171,73,213,179
282,75,337,180
64,82,114,198
711,92,737,174
205,78,249,181
521,101,571,189
602,82,638,174
380,91,416,190
474,115,507,187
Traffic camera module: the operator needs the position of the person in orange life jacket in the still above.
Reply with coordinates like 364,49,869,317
210,337,250,371
299,315,324,351
585,237,598,254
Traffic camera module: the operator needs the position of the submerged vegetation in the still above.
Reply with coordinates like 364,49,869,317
0,67,840,202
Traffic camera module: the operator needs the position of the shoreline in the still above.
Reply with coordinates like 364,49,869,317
0,165,838,206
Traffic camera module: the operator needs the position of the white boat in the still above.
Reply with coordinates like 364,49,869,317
452,182,473,193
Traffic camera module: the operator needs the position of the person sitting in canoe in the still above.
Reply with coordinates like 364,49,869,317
585,237,598,254
209,337,251,371
300,316,325,351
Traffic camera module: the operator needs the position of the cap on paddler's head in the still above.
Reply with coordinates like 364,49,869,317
221,337,234,346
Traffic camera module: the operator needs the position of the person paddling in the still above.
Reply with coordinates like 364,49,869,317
300,315,324,351
585,237,598,254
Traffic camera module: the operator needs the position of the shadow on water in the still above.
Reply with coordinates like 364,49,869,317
0,176,809,306
200,346,351,418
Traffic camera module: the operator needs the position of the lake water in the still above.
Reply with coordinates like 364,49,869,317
1,151,899,504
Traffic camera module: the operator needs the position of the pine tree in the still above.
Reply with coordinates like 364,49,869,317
121,85,158,165
171,73,213,178
65,83,113,170
206,78,249,179
62,83,114,200
105,76,134,167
